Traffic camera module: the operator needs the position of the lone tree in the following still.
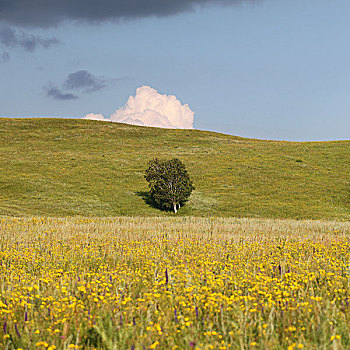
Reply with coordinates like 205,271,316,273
145,158,194,213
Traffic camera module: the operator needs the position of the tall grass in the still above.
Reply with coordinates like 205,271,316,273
1,216,350,349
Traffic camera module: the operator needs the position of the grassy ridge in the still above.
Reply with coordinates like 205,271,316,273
0,118,349,219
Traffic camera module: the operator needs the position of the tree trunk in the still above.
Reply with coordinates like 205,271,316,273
173,203,177,214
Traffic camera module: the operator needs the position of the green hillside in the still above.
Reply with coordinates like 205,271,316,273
0,118,349,219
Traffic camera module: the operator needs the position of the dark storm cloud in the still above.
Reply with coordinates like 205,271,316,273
44,70,107,100
0,24,59,51
63,70,106,92
45,84,78,100
0,0,256,28
20,35,59,52
1,51,10,61
0,25,16,46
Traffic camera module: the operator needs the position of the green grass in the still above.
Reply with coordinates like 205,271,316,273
0,117,349,219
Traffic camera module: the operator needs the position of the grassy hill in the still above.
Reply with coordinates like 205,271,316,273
0,118,349,219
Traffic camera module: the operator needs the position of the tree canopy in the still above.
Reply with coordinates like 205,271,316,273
145,158,194,213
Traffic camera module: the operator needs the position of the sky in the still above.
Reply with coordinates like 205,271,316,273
1,0,350,141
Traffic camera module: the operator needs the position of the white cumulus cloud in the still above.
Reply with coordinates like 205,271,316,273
83,86,194,129
82,113,109,121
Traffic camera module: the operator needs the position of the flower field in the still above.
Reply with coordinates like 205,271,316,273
1,217,350,349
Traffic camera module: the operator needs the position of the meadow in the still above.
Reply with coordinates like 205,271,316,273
1,216,350,349
1,118,349,219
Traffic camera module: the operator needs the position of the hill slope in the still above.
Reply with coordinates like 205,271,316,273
0,118,349,219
